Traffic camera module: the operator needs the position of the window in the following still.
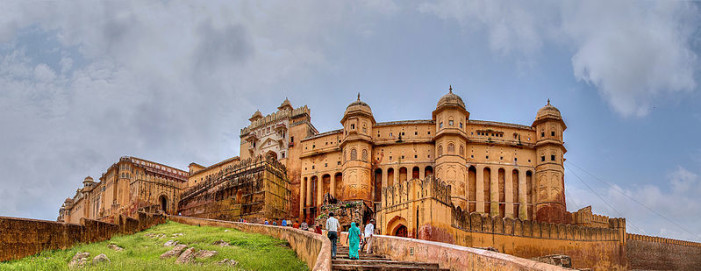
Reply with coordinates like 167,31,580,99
428,131,431,135
402,132,405,136
500,157,503,160
362,149,368,161
325,163,328,167
470,155,474,158
551,155,556,161
541,156,545,162
337,161,341,165
514,158,518,162
459,122,463,128
438,145,443,156
414,131,418,135
281,152,285,158
541,132,545,137
439,122,443,128
448,143,455,153
414,155,418,158
486,156,489,159
351,124,355,129
351,149,357,160
312,165,315,169
389,156,393,161
551,131,555,137
449,120,454,126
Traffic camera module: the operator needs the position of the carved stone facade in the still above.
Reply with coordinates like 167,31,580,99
298,88,568,225
58,157,188,223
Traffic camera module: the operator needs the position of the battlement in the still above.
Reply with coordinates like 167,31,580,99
627,233,701,247
240,105,310,136
451,206,625,242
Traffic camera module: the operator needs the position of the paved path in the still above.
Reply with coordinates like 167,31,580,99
332,246,449,271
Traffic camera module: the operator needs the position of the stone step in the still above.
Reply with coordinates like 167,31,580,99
335,255,386,260
333,259,441,268
332,263,448,271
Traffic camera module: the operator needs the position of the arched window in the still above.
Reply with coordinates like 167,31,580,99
447,143,455,154
459,145,465,156
351,149,358,161
438,145,443,156
362,149,368,161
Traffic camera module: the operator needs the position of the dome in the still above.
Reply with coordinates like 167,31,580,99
343,93,373,117
535,99,562,121
436,85,466,110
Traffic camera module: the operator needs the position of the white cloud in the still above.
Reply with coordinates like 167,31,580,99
0,0,397,220
419,0,700,117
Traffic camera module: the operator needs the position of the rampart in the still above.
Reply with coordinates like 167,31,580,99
371,234,568,271
168,215,332,271
0,212,165,262
626,233,701,271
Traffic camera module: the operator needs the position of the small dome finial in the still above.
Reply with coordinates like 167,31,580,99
357,92,361,101
547,99,550,105
449,85,453,93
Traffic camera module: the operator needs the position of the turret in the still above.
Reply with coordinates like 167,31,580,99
340,94,375,203
82,176,94,188
432,86,470,210
532,100,567,223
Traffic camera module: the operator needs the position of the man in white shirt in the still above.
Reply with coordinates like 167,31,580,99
325,212,340,258
362,219,375,253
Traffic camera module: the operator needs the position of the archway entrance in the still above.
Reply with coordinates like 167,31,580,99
394,225,408,237
160,195,168,214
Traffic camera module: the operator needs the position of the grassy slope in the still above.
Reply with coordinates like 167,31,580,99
0,221,309,271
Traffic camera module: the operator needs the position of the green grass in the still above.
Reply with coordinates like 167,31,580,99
0,221,309,271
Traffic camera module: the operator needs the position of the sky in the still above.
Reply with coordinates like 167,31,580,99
0,1,700,242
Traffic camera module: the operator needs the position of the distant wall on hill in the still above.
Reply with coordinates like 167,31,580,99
0,212,165,262
627,233,701,271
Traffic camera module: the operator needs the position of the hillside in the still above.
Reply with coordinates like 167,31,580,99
0,221,308,271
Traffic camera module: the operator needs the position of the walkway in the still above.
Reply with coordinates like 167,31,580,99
332,246,448,271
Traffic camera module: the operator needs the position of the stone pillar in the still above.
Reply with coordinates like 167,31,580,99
476,165,484,213
317,176,323,206
419,166,425,180
382,167,388,187
300,177,306,213
394,167,400,185
505,167,514,218
331,175,336,198
490,166,499,217
306,177,312,206
519,170,528,220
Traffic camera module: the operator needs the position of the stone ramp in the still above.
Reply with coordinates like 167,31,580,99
333,246,448,271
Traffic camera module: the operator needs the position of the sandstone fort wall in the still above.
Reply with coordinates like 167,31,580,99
626,233,701,271
168,215,332,271
0,212,165,262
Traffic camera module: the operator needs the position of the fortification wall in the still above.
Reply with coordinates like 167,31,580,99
0,212,165,262
627,233,701,271
168,215,332,271
446,211,627,270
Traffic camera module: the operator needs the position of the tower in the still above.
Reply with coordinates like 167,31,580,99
432,86,470,210
340,94,375,204
532,100,568,223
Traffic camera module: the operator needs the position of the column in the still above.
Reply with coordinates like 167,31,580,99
490,166,499,217
519,170,528,220
419,166,425,180
330,174,336,198
381,167,387,187
317,176,323,206
505,166,514,218
476,165,484,213
306,177,312,206
394,167,400,186
300,177,306,216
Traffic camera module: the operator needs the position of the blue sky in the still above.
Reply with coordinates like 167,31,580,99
0,1,699,242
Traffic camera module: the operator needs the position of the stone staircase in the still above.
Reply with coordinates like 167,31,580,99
332,246,448,271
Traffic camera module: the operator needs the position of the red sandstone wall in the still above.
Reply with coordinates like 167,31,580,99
627,234,701,271
0,212,165,262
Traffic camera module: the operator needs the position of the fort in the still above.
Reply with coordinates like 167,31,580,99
38,87,701,270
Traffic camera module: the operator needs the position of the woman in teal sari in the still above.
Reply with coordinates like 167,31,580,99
348,222,361,260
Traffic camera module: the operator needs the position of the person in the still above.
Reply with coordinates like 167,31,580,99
348,222,361,260
301,221,309,231
361,219,375,253
326,212,340,259
293,220,300,229
281,219,287,227
315,224,322,234
273,221,277,226
264,220,269,225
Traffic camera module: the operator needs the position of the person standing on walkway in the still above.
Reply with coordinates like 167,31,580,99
301,221,309,231
348,222,361,260
361,219,375,253
326,212,340,259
